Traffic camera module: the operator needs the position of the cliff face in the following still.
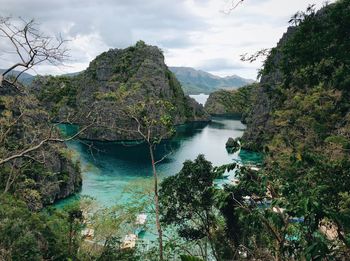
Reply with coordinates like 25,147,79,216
240,28,296,151
204,84,258,120
205,90,239,115
33,41,210,141
241,1,350,155
0,82,81,210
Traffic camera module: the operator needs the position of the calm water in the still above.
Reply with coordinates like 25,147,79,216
56,116,262,207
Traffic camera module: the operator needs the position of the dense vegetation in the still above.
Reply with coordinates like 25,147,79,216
1,1,349,260
32,41,209,141
236,0,350,259
0,83,81,211
204,84,258,120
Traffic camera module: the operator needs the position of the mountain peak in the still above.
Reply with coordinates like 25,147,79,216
169,66,254,94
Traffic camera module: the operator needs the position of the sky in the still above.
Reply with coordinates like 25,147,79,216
0,0,333,79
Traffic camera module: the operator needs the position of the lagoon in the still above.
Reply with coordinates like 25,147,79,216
57,115,261,207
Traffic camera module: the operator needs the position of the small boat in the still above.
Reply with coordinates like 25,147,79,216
229,178,240,185
121,233,138,249
81,228,95,240
134,213,147,236
135,213,147,225
289,217,304,223
272,206,285,213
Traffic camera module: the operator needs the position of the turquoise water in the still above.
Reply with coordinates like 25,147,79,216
56,116,262,207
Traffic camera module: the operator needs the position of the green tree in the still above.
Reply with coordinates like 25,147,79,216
160,155,236,261
114,94,176,261
0,195,84,260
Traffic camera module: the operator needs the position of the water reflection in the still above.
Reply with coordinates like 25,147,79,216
58,117,262,206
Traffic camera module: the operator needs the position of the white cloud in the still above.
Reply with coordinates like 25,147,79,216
0,0,335,78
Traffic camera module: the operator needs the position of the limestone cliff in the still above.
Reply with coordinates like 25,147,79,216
33,41,210,141
204,84,258,121
241,1,350,155
0,82,81,210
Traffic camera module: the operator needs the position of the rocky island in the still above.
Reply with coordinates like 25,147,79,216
32,41,210,141
204,83,258,121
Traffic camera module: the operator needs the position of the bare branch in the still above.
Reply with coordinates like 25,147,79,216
240,48,271,63
0,16,69,87
0,123,93,166
154,145,173,165
221,0,244,14
0,111,25,143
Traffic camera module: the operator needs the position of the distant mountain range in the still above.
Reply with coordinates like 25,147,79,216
1,67,254,95
169,66,255,94
0,69,35,86
0,69,82,86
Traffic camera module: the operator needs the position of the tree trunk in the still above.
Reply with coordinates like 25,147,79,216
3,164,16,194
4,175,11,194
208,233,220,261
149,145,164,261
68,221,73,257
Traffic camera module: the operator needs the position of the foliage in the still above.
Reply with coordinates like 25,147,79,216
261,0,350,90
235,1,350,259
0,195,83,260
0,87,81,210
160,155,216,239
160,155,236,260
36,75,78,117
204,83,258,120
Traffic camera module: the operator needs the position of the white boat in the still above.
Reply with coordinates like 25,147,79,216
135,213,147,225
81,228,94,240
121,233,138,249
230,178,240,185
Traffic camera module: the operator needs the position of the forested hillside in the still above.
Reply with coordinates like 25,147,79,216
163,1,350,260
32,41,209,141
234,1,350,259
204,83,258,119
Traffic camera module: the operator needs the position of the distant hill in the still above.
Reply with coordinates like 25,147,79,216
0,69,82,86
0,69,35,86
169,66,254,94
204,84,258,119
1,66,253,95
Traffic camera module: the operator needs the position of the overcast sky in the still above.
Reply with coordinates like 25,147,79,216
0,0,333,79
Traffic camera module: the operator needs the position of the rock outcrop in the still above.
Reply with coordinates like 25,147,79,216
240,28,296,151
0,81,81,210
241,1,350,155
33,41,210,141
225,137,240,154
204,84,258,121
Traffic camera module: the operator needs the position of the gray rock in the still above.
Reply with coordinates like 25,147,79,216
0,82,81,210
32,41,211,141
225,137,240,154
